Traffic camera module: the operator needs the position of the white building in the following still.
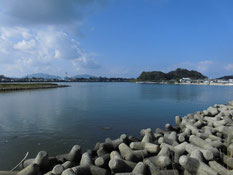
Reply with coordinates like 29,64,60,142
180,78,192,83
217,79,229,83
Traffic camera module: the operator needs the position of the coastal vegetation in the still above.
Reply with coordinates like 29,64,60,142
137,68,207,82
0,83,69,91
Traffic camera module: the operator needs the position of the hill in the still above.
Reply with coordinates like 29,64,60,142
137,68,207,82
218,75,233,80
137,71,166,82
25,73,61,79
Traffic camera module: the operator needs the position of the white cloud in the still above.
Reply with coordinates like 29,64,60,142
14,40,36,50
225,64,233,71
72,48,100,71
55,50,61,59
0,27,100,77
0,27,31,40
0,0,105,77
196,60,213,73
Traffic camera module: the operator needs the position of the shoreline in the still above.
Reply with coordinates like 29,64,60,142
136,81,233,86
0,83,69,92
4,100,233,174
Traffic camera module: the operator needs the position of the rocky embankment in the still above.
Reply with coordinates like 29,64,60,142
3,101,233,175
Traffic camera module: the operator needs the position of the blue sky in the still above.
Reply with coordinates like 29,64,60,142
0,0,233,78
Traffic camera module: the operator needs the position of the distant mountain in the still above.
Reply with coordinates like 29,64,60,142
137,68,207,82
25,73,61,79
218,75,233,80
72,74,94,79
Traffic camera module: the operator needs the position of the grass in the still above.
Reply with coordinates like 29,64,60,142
0,83,57,88
0,83,69,91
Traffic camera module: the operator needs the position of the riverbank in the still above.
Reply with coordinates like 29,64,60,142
4,100,233,175
136,81,233,86
0,83,69,92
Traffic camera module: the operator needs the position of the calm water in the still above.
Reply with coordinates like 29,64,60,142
0,82,233,169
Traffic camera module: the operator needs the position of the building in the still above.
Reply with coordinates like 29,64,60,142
180,78,192,83
217,79,229,84
196,79,204,83
0,75,5,81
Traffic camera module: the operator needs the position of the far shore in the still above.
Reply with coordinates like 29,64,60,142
136,81,233,86
0,83,70,92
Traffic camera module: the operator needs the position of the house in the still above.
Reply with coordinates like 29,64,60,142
0,75,8,81
217,79,229,84
180,78,192,83
196,79,205,83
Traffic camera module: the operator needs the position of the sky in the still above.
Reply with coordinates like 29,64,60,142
0,0,233,78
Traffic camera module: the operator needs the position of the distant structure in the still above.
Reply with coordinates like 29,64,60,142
217,79,229,84
0,76,3,81
180,78,192,83
0,75,7,81
63,72,70,81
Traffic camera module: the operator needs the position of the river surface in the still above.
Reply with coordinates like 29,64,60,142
0,82,233,169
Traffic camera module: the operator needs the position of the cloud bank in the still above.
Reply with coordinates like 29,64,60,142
0,0,106,26
0,0,105,77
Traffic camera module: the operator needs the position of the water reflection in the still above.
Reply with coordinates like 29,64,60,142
139,84,233,103
0,83,233,169
139,84,206,101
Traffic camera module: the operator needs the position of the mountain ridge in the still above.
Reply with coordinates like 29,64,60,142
25,73,96,79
